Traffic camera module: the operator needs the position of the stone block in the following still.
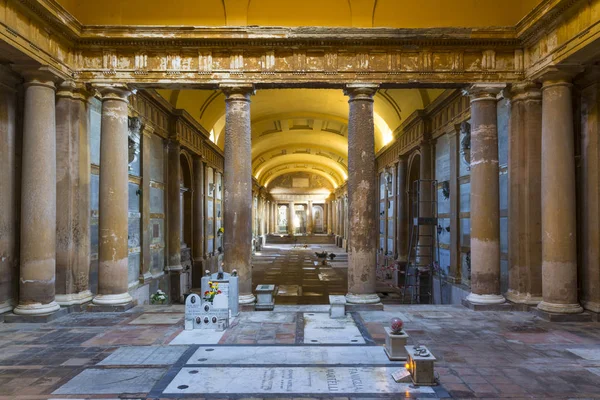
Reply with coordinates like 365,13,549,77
329,295,346,318
461,298,518,311
384,327,409,361
406,345,437,386
531,307,593,322
255,284,275,311
3,306,70,323
345,302,384,311
85,301,136,312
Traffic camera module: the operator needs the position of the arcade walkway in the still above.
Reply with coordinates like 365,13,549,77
0,304,599,399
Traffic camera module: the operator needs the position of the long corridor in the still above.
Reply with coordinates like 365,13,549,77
252,243,348,304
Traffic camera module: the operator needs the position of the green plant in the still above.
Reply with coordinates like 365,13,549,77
151,289,168,304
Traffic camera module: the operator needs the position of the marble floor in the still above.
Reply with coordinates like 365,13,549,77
0,303,599,399
1,246,600,399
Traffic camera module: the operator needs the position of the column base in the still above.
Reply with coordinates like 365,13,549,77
5,306,68,323
465,293,505,305
462,298,517,311
239,293,256,304
537,301,583,314
532,307,591,322
346,293,381,304
0,299,16,314
505,290,542,306
13,301,60,316
92,292,134,306
168,264,183,271
582,300,600,314
55,290,93,306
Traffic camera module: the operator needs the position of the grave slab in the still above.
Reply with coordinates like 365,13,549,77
169,329,226,345
163,366,435,395
53,368,166,395
129,313,183,325
186,345,396,365
303,313,365,344
98,346,188,365
567,348,600,361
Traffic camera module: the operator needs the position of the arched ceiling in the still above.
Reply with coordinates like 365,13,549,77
57,0,542,27
155,87,444,188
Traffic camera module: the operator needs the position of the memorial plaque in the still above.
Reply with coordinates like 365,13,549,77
184,294,202,331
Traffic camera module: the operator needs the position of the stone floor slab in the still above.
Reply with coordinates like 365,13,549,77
52,368,166,395
186,346,398,365
163,366,435,395
169,329,226,345
303,313,365,344
128,313,183,325
98,345,188,365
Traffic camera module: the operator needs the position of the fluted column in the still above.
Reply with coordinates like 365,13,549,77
465,83,506,306
344,84,380,305
506,82,543,305
55,81,92,306
538,69,583,314
222,84,255,304
14,69,60,315
93,85,133,306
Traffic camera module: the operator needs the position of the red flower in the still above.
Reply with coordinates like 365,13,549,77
204,291,209,295
217,290,222,294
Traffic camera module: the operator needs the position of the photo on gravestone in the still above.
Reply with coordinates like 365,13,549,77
184,294,202,330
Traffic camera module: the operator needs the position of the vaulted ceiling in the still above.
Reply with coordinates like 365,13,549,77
155,88,444,188
56,0,542,28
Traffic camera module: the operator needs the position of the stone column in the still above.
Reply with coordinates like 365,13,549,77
448,126,461,282
55,81,92,306
193,157,205,271
14,69,60,315
506,82,543,305
222,84,255,304
538,70,583,314
580,68,600,313
140,125,154,283
396,158,408,263
344,84,380,305
307,200,313,234
327,201,333,234
288,201,295,234
167,139,182,271
417,139,433,266
93,85,133,306
465,83,506,306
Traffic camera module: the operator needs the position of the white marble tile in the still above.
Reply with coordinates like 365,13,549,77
129,313,183,325
587,367,600,377
98,346,188,365
237,312,295,323
164,366,434,395
273,305,330,313
53,368,166,395
567,348,600,361
169,329,225,345
186,346,397,365
303,313,365,344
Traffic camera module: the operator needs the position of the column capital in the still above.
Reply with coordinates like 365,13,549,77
508,81,542,102
95,84,131,103
56,80,94,101
535,65,584,85
344,83,378,100
141,123,154,138
220,84,255,100
464,83,506,102
17,66,60,90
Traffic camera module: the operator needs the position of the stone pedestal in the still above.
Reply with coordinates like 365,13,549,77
14,69,60,316
221,84,255,305
538,70,583,315
329,295,346,318
464,84,506,307
55,81,93,307
255,284,275,310
406,345,437,386
344,84,381,306
93,85,133,307
384,328,409,361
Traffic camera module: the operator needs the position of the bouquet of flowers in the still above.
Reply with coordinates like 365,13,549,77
204,281,222,303
150,289,167,304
